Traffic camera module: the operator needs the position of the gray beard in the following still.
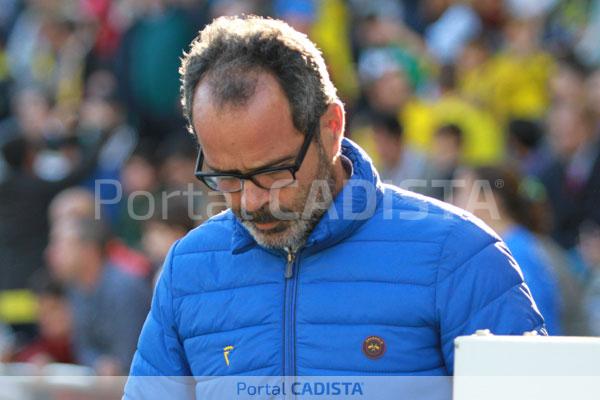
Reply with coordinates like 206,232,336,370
240,153,337,251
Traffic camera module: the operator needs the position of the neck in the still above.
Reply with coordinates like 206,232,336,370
332,155,350,198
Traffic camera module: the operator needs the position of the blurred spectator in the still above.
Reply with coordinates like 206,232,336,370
586,67,600,125
454,165,563,334
0,32,11,121
428,64,504,165
506,118,548,176
156,132,198,190
422,123,463,201
210,0,264,17
351,0,426,57
1,86,52,142
356,46,434,157
484,16,555,121
369,111,427,187
425,1,481,64
48,187,96,225
540,102,600,249
358,46,420,115
0,321,15,362
549,54,589,105
49,186,152,279
114,142,160,248
505,0,559,20
115,0,196,143
45,217,151,375
8,10,91,110
579,223,600,335
0,121,109,334
307,0,359,103
142,195,195,277
273,0,315,34
79,69,138,223
574,0,600,66
456,36,494,110
12,278,74,366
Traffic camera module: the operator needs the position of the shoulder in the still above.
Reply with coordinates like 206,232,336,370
368,184,504,267
172,209,236,257
375,184,500,241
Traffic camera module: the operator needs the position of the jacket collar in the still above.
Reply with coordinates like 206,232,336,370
231,138,383,255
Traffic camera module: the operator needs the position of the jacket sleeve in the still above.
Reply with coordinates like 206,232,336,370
124,240,195,399
435,217,546,374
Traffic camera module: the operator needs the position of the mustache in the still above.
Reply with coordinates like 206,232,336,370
235,206,295,222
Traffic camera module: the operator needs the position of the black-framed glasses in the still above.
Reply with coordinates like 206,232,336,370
194,126,316,193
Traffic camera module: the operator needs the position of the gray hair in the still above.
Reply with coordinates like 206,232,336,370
179,15,340,138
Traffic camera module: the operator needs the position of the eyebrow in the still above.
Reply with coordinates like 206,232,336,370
205,154,297,174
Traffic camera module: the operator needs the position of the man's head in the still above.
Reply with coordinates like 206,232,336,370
48,187,96,225
32,278,72,341
432,123,463,169
358,48,413,114
547,102,595,159
180,16,346,251
46,218,109,284
369,112,404,170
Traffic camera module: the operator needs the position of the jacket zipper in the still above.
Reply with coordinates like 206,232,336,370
283,248,299,388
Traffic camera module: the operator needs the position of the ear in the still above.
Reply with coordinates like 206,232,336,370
319,101,345,160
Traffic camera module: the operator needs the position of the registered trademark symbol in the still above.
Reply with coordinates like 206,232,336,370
495,179,504,189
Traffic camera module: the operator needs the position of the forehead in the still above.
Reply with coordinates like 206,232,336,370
192,72,302,172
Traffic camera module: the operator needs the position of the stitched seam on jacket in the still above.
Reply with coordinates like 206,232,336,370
340,239,443,244
442,282,523,339
136,351,170,376
172,282,279,299
435,239,497,286
168,239,182,341
301,279,435,288
169,238,194,378
182,321,277,341
434,217,461,327
297,321,432,329
300,365,445,374
174,248,231,257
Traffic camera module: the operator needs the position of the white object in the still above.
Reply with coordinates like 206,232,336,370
454,333,600,400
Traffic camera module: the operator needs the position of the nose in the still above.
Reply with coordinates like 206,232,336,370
240,179,270,213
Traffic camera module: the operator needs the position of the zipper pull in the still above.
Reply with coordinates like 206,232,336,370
285,248,295,279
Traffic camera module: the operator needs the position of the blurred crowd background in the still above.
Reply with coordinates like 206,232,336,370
1,0,600,377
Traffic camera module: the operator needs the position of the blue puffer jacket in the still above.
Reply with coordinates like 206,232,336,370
125,139,544,393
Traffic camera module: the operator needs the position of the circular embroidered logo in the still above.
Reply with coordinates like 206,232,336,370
362,336,386,359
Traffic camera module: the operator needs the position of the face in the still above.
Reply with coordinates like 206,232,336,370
46,221,85,283
192,73,338,250
38,295,72,340
586,70,600,118
122,155,158,193
49,191,95,225
547,105,589,158
550,65,585,104
368,70,411,114
142,221,186,264
372,128,402,169
431,133,461,169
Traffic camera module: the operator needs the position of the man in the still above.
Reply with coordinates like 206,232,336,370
126,15,544,395
540,102,600,249
46,217,151,374
369,111,428,188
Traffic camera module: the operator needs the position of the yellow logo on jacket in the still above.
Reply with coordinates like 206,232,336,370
223,346,234,367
